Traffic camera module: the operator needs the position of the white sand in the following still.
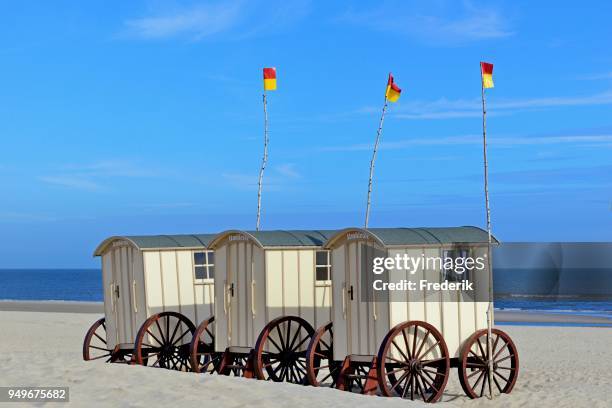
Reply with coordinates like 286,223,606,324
1,310,611,407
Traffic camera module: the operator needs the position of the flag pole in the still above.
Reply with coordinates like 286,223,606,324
256,91,269,231
481,69,495,400
364,96,388,229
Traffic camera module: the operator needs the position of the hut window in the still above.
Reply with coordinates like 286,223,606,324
194,251,215,282
315,251,331,282
442,248,471,282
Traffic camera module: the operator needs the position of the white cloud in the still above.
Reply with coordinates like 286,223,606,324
221,164,301,191
40,159,158,191
39,176,102,191
372,91,612,120
0,211,58,222
124,2,243,40
122,0,311,41
577,72,612,81
340,2,513,45
321,134,612,152
275,163,300,178
61,160,157,178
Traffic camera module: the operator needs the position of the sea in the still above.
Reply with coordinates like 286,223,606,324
1,268,611,322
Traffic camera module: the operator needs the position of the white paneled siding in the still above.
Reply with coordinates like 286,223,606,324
99,241,214,349
101,252,117,348
328,232,490,360
212,235,333,353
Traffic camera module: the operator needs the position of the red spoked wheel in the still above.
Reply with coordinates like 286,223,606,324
133,311,196,371
377,321,450,403
189,316,222,373
82,318,131,363
305,321,341,387
458,328,519,398
253,315,315,384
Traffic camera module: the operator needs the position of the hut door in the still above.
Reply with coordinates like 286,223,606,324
225,242,242,346
346,240,381,356
222,241,253,348
111,246,136,345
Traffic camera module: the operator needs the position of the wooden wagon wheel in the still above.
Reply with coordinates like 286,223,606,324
83,318,113,361
305,321,340,387
377,321,450,403
458,328,519,398
133,311,196,371
253,315,315,384
189,316,222,373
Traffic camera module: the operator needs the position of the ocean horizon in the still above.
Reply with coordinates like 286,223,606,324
1,268,611,320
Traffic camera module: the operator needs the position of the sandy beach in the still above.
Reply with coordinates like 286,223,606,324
0,304,610,407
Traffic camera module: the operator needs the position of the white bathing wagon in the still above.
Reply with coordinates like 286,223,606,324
188,229,336,383
305,227,519,403
83,234,216,371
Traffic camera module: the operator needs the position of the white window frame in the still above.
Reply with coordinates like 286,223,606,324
193,250,214,285
441,248,471,283
315,250,332,286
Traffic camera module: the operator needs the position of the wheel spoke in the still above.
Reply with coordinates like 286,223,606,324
479,369,488,397
172,329,191,346
401,328,412,359
165,316,170,344
493,374,503,393
391,339,410,362
421,357,446,367
476,337,487,359
390,370,410,391
93,332,107,344
467,367,485,379
155,319,167,344
418,341,441,361
288,327,303,352
472,368,486,390
495,354,515,364
412,325,418,361
276,325,286,351
493,369,510,383
146,329,163,346
384,355,409,365
88,353,112,360
168,318,181,345
292,335,310,352
414,373,426,400
268,336,283,351
414,330,430,360
492,342,507,361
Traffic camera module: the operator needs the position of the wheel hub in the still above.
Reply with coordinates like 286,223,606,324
409,359,422,372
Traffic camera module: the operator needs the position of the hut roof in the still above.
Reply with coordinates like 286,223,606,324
208,230,338,249
325,226,498,248
93,234,216,256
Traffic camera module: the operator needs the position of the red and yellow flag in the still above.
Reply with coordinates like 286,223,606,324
263,67,277,91
385,73,401,102
480,62,494,89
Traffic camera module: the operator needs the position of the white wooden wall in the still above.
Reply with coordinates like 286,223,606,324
331,240,490,360
142,250,214,324
101,244,146,348
214,243,332,353
331,240,389,360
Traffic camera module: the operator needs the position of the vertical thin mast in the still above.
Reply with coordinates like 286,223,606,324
256,91,269,231
364,98,388,229
481,69,495,399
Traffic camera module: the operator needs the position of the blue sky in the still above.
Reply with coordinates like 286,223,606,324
0,0,610,267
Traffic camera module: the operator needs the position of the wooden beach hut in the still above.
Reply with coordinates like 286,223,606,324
305,227,518,403
83,234,216,371
189,229,336,383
